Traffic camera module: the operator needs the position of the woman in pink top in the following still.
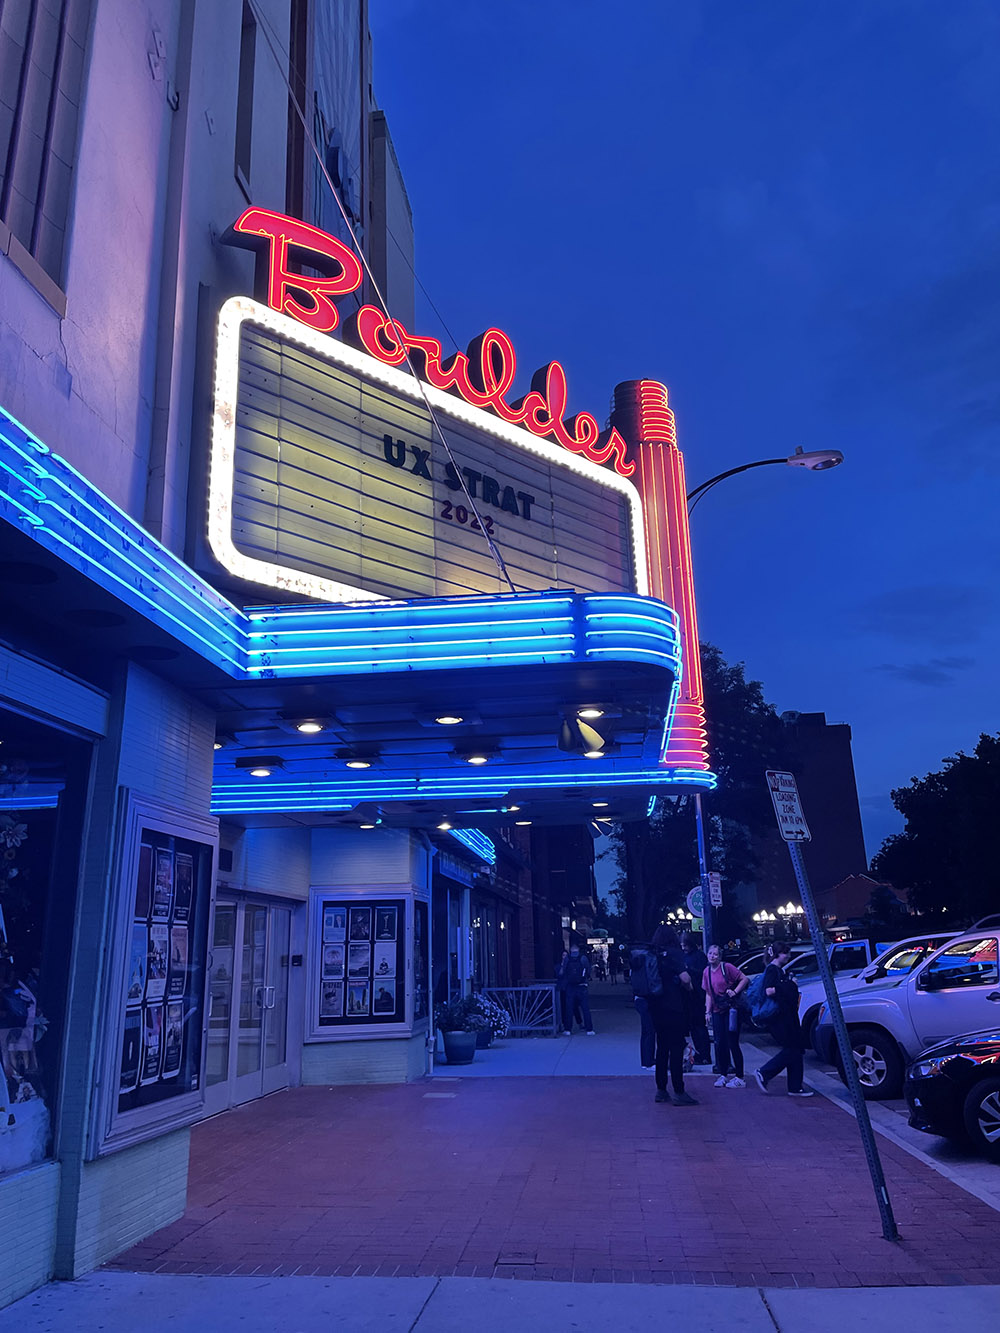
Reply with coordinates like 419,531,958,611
703,945,749,1087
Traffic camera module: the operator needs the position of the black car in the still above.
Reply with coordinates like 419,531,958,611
905,1030,1000,1160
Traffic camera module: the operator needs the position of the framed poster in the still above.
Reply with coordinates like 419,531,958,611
308,893,409,1035
92,791,217,1158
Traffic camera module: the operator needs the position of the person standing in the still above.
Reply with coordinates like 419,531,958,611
647,925,697,1105
558,944,595,1035
629,942,657,1069
754,941,814,1097
680,931,711,1065
703,945,748,1087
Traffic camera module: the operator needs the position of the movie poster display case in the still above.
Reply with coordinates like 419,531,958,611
305,887,429,1041
90,792,217,1156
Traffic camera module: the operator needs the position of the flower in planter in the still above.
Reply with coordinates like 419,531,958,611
434,995,489,1033
469,993,511,1039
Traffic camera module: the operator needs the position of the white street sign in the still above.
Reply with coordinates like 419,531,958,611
708,872,723,906
766,770,812,842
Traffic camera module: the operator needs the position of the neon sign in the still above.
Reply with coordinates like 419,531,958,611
227,207,634,477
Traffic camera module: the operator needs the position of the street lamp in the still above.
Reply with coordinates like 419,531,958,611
686,447,844,512
685,446,844,950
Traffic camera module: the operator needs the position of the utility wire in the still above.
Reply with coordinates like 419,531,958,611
248,1,517,593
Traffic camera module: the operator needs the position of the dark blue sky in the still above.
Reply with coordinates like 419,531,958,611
368,1,999,859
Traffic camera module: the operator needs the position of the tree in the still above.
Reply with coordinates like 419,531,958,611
607,644,786,940
871,733,1000,923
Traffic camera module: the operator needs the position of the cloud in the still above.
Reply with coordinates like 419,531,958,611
871,656,975,687
853,585,993,643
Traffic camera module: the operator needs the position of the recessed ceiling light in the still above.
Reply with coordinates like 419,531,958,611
578,707,604,720
213,741,223,751
584,749,605,759
437,821,452,830
507,804,520,812
593,801,609,808
435,715,463,725
515,819,531,826
249,766,272,778
359,822,376,829
345,759,372,769
296,720,324,734
466,755,488,765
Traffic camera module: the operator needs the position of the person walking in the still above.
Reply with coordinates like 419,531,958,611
680,931,711,1065
703,944,748,1087
647,924,697,1105
557,944,595,1035
753,940,814,1097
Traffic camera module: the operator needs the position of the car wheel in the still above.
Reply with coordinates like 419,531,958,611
962,1077,1000,1162
843,1026,903,1099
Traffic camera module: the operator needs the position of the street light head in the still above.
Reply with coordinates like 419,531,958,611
786,446,844,472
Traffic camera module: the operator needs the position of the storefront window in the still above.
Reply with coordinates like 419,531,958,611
308,893,409,1035
0,705,90,1176
92,795,216,1156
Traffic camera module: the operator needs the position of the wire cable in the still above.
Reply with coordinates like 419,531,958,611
247,1,517,593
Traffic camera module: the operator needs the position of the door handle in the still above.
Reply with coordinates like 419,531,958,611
254,985,264,1008
988,991,1000,1003
264,985,276,1010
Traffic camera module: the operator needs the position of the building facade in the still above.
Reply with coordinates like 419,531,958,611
0,0,712,1307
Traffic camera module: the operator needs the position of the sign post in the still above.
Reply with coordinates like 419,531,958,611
765,770,900,1243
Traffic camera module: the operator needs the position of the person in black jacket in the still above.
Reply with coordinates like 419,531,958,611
753,941,814,1097
648,925,698,1105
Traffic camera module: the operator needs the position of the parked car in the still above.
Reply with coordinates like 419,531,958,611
905,1030,1000,1160
797,932,958,1053
815,930,1000,1099
735,944,813,976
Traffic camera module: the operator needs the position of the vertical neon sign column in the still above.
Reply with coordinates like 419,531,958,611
611,380,710,776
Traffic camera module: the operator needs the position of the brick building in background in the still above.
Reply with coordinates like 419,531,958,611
754,711,870,926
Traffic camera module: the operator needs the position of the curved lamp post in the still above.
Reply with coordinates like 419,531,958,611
687,447,844,513
684,445,844,949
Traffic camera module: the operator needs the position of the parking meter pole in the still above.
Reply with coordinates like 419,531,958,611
787,839,900,1242
694,791,713,952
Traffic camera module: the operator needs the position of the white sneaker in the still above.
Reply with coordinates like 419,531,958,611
562,1030,572,1036
788,1088,815,1098
713,1075,728,1088
726,1076,746,1088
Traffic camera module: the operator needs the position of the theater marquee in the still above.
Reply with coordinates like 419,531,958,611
209,296,648,604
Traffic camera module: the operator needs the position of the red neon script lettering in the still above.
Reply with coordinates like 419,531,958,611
231,208,364,334
227,209,633,476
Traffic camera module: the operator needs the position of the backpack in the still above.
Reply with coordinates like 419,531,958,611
563,955,586,987
629,948,663,999
745,973,779,1026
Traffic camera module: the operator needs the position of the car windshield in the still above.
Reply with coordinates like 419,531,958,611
871,944,927,976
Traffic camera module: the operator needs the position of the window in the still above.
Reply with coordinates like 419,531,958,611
0,0,92,288
831,943,869,973
0,703,91,1176
91,795,217,1157
921,937,999,990
234,0,256,188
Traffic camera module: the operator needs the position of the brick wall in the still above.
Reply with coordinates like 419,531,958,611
302,1033,427,1085
71,1130,190,1275
0,1163,60,1308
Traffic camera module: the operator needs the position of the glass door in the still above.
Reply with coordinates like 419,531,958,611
203,897,293,1114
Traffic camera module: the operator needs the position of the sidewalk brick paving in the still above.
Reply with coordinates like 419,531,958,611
106,1076,1000,1288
